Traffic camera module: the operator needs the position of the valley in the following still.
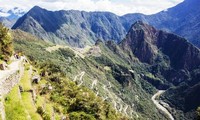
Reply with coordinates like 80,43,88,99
0,0,200,120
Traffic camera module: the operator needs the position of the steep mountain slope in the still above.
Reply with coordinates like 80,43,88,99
120,21,200,71
120,21,200,120
12,0,200,48
121,0,200,47
11,18,200,119
5,30,128,120
12,6,126,47
12,27,169,119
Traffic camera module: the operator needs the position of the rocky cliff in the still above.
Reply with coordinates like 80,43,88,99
120,21,200,71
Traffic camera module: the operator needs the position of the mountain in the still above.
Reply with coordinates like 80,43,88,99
120,21,200,71
120,21,200,120
12,20,200,120
12,0,200,48
12,25,168,120
0,7,25,27
121,0,200,48
12,6,126,47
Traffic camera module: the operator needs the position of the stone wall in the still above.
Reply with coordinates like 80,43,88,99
0,71,20,96
0,60,24,120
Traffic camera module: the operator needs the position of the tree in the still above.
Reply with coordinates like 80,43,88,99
0,23,13,62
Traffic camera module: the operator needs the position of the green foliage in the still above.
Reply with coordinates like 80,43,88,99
4,86,29,120
58,48,75,58
49,78,123,120
37,106,51,120
69,112,95,120
13,33,163,119
0,23,13,62
37,106,44,115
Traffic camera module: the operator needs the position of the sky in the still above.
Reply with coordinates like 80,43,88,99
0,0,184,16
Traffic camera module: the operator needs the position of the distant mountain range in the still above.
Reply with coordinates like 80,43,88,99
12,0,200,48
0,7,25,27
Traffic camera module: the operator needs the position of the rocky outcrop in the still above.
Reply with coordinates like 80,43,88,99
120,21,200,70
120,21,159,64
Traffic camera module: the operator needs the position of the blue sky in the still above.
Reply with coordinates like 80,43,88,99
0,0,183,16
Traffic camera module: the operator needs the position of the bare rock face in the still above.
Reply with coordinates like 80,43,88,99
157,31,200,70
120,21,200,70
120,21,159,64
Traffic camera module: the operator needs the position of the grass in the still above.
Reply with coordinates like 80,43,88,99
21,92,42,120
35,93,55,119
4,86,29,120
5,65,42,120
19,65,42,119
20,69,32,91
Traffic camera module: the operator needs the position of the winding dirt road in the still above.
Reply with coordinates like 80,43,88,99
152,90,174,120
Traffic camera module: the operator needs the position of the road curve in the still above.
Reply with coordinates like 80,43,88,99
152,90,174,120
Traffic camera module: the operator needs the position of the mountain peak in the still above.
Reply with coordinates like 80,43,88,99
28,6,46,14
133,20,146,25
31,6,43,11
120,21,159,63
121,21,200,70
129,21,156,33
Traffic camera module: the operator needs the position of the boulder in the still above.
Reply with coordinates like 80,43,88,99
0,61,7,70
32,75,41,84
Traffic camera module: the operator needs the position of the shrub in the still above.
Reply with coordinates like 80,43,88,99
58,48,75,58
0,23,13,62
69,112,95,120
37,106,44,115
37,106,51,120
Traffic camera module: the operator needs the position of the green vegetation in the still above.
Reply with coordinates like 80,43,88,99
12,31,167,119
20,65,42,120
21,92,42,120
0,23,13,62
49,77,123,120
4,86,29,120
5,66,41,120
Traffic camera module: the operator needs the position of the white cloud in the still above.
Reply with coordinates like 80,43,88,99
0,0,184,15
0,12,10,17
